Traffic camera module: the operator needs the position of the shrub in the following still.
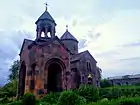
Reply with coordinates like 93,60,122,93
41,92,60,104
99,85,140,100
117,97,140,105
85,97,140,105
75,96,87,105
100,79,112,88
9,100,22,105
76,85,99,102
0,95,11,103
108,87,123,99
22,93,36,105
58,90,85,105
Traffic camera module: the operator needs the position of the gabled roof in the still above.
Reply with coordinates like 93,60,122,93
71,50,97,63
19,39,33,56
80,50,97,63
28,36,71,54
60,30,78,42
35,11,56,25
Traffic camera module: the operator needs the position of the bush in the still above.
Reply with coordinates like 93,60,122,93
9,100,22,105
117,97,140,105
41,92,60,104
22,93,36,105
75,96,87,105
58,90,85,105
0,95,11,103
75,85,99,102
108,87,123,99
99,86,140,99
85,97,140,105
0,80,17,98
100,79,112,88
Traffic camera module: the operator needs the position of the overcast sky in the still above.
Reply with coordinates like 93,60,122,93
0,0,140,84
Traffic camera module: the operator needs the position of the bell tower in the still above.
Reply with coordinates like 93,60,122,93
35,3,57,39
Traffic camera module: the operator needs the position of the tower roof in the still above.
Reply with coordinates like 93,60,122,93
35,10,56,25
60,26,78,42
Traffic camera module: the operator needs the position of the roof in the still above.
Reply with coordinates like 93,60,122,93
60,30,78,42
107,74,140,80
35,11,56,25
28,36,71,54
71,50,97,63
19,39,33,55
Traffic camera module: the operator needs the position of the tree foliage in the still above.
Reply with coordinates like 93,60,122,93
8,60,20,81
0,80,17,98
0,60,20,98
100,79,112,88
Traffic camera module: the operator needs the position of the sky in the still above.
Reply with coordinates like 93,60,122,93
0,0,140,84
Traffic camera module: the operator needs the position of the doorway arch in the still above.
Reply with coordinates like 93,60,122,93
18,61,26,97
45,58,65,93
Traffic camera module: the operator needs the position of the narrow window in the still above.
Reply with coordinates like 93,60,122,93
87,62,91,72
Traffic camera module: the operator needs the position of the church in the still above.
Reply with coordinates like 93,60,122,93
17,5,101,98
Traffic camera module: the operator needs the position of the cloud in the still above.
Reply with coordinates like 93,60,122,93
119,57,140,61
84,9,140,78
0,30,34,84
78,39,87,49
121,41,140,47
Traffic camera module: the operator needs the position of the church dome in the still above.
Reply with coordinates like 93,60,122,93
35,11,56,25
60,30,78,42
60,26,79,55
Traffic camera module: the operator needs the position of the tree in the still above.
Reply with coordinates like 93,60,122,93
100,79,112,88
0,80,18,98
8,60,20,81
0,60,20,98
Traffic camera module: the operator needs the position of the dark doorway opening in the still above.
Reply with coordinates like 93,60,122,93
47,63,62,92
18,62,26,97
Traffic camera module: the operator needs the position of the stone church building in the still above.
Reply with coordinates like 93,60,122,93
17,6,101,98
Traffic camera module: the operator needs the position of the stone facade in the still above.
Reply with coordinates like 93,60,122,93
17,7,101,98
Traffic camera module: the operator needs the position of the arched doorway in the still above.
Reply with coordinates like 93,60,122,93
45,58,65,93
18,61,26,97
47,63,62,92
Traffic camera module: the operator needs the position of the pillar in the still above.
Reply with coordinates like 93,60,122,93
44,27,48,37
36,27,42,39
50,27,55,38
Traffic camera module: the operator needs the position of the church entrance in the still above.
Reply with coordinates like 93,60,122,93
47,63,62,92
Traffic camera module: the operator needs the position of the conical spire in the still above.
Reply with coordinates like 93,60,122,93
35,3,56,24
60,25,78,42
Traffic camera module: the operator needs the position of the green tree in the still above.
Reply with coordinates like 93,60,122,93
8,60,20,81
0,80,17,98
0,60,20,98
100,79,112,88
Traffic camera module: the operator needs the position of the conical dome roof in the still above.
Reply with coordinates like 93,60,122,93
60,30,78,42
35,10,56,25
